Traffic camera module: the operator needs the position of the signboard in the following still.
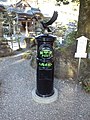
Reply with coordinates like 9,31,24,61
75,36,88,58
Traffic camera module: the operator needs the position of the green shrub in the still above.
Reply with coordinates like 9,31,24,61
82,77,90,93
22,51,32,59
64,31,77,46
84,86,90,92
55,31,77,59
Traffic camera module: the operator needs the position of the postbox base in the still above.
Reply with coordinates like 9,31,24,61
32,88,58,104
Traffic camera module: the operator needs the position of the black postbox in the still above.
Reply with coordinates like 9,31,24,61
35,34,56,97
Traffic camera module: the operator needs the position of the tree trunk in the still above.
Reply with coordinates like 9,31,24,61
78,0,90,39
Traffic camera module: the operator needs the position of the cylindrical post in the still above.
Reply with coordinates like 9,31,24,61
32,34,58,103
36,34,55,97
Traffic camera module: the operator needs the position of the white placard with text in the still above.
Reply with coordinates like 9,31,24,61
75,36,88,58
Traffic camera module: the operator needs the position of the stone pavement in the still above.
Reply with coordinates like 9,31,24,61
0,53,90,120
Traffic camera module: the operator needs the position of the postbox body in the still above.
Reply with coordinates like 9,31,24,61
35,34,56,97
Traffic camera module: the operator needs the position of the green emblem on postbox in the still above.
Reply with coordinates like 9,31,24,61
39,62,52,67
39,47,53,58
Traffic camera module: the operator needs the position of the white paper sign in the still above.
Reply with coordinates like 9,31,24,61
75,36,88,58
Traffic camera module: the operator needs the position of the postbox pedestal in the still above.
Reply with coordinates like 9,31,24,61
32,88,58,104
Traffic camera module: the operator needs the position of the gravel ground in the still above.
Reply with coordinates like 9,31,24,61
0,53,90,120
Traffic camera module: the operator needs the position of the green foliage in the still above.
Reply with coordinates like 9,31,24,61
56,0,79,2
56,0,63,2
84,86,90,92
56,0,68,2
80,60,90,93
54,31,77,60
65,31,77,46
22,51,32,59
82,75,90,93
55,26,66,37
56,0,79,4
71,0,79,3
56,0,69,4
0,37,7,41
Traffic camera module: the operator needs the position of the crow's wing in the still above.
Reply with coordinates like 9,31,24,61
41,11,58,28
